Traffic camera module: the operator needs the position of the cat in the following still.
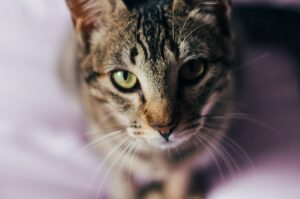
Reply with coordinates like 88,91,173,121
64,0,235,198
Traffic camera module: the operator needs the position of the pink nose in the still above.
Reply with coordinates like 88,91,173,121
155,126,173,135
153,123,177,141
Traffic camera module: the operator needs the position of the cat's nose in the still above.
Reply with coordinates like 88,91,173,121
153,123,177,142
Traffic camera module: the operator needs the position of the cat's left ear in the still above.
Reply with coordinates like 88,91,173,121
173,0,232,37
66,0,127,53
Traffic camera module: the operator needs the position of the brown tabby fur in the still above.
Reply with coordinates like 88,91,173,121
64,0,234,198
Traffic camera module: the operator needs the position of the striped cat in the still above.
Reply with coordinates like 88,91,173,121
65,0,234,198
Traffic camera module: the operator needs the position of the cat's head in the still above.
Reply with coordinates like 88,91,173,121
67,0,234,149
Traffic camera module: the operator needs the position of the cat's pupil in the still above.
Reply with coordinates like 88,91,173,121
123,71,129,80
188,65,196,74
189,66,194,72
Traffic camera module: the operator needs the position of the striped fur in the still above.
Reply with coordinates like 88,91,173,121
65,0,234,198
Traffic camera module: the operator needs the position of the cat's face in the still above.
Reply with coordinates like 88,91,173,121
67,0,234,150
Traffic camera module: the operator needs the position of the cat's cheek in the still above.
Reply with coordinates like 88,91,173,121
127,128,142,138
126,128,138,138
126,127,152,140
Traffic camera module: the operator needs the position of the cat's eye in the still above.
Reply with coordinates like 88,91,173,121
179,60,207,85
111,70,139,92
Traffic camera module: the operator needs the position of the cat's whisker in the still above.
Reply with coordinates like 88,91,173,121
82,112,125,137
83,126,126,138
84,135,128,198
112,141,131,189
172,6,175,39
87,109,114,125
149,143,155,162
167,147,171,159
178,6,209,43
217,142,240,177
203,113,281,136
128,142,138,192
196,133,235,179
216,98,245,107
80,129,123,150
232,52,271,72
178,14,190,43
52,126,124,166
174,147,183,162
204,131,241,174
192,136,225,181
198,118,255,174
183,24,206,44
112,140,137,196
61,129,124,170
229,115,280,136
96,138,134,198
86,113,124,135
200,112,247,119
203,126,255,174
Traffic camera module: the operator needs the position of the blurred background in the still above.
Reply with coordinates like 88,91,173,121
0,0,299,199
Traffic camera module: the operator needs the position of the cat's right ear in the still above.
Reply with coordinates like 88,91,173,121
66,0,126,53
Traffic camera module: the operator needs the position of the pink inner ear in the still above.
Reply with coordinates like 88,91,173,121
66,0,101,47
67,0,94,28
66,0,126,51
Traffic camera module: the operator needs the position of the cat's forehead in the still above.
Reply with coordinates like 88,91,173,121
93,7,177,70
130,7,179,62
93,2,227,73
111,10,202,61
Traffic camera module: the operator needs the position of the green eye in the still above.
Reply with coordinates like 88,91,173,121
180,60,206,85
111,70,139,91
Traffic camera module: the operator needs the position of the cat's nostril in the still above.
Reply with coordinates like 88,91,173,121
159,131,172,142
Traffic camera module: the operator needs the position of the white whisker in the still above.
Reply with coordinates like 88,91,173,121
196,133,235,179
61,129,124,170
232,52,271,72
178,15,190,43
183,23,206,43
128,142,138,193
192,136,225,181
113,140,136,193
96,138,133,198
206,113,281,136
203,126,255,174
84,135,128,198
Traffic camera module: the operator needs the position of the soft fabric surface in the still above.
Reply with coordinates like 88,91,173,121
0,0,299,199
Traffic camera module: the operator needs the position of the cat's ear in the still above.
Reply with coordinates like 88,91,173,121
66,0,127,53
173,0,232,37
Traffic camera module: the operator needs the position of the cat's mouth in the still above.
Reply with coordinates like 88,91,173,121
127,121,203,150
146,133,193,150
